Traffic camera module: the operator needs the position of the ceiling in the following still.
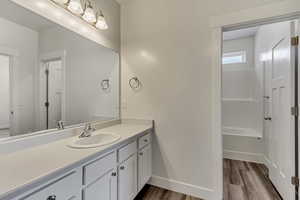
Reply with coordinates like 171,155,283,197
0,0,55,32
223,27,259,41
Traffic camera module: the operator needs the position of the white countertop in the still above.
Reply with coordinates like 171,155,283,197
0,122,152,200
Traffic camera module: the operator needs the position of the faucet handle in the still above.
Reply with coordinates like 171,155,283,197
57,121,64,130
84,123,96,131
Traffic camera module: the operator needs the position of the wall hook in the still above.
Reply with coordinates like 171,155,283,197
101,79,110,90
129,77,141,90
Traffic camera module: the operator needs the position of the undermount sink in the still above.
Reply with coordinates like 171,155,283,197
68,132,121,149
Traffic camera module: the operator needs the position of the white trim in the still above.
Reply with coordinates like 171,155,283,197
37,51,67,130
223,150,265,164
0,46,19,57
210,0,300,29
211,27,223,200
210,2,300,199
149,175,214,200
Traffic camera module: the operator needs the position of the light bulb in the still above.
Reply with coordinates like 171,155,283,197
52,0,68,5
68,0,83,15
82,6,96,23
96,14,108,30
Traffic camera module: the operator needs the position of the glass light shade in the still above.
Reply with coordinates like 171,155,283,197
96,15,108,30
82,6,96,23
52,0,68,4
68,0,83,15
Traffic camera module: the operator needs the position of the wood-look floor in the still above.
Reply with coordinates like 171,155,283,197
135,159,282,200
223,159,282,200
135,185,203,200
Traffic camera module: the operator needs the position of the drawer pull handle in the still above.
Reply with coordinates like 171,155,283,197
47,195,56,200
112,172,117,176
120,166,125,170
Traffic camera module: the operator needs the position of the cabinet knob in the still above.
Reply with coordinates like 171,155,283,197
111,172,117,176
120,166,125,170
47,195,56,200
139,152,143,156
144,139,148,142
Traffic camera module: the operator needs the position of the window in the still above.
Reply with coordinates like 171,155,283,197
222,51,246,65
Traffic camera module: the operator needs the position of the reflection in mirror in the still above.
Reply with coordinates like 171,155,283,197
0,0,119,139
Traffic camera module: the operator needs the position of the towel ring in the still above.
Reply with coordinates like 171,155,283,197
101,79,110,90
129,77,141,89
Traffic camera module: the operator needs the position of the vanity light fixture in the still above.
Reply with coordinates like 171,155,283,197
82,1,96,23
96,12,108,30
68,0,84,15
52,0,68,5
50,0,108,30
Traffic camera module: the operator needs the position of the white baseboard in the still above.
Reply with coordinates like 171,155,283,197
223,150,264,163
149,175,214,200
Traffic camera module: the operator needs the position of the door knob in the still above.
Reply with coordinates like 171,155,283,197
47,195,56,200
111,172,117,176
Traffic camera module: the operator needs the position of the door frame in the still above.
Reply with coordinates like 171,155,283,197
210,1,300,199
0,46,19,135
37,50,66,130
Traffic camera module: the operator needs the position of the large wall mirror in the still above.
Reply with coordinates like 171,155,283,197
0,0,120,139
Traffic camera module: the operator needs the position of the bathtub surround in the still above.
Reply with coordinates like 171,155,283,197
222,36,264,163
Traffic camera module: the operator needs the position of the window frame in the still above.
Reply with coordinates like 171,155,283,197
222,51,247,65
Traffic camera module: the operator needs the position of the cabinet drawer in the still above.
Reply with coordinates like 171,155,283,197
84,152,116,185
23,171,80,200
138,133,151,149
118,141,137,163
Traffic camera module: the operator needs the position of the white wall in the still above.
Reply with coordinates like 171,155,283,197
120,0,283,198
39,26,120,126
0,55,10,129
0,17,39,136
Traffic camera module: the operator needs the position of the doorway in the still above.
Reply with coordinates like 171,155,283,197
41,59,63,129
221,20,298,200
0,54,12,138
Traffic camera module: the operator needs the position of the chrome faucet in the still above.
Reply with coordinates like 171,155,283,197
57,121,64,130
79,123,96,138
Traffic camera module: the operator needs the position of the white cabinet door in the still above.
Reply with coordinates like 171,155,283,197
138,144,152,191
118,154,138,200
23,171,81,200
84,169,117,200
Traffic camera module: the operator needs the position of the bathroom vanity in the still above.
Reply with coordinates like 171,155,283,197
0,120,153,200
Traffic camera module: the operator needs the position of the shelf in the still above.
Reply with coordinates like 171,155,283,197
222,98,257,102
222,127,262,139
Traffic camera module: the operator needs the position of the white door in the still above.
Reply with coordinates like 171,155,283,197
138,144,152,191
48,60,63,129
40,60,63,129
84,169,117,200
118,155,138,200
269,21,295,200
